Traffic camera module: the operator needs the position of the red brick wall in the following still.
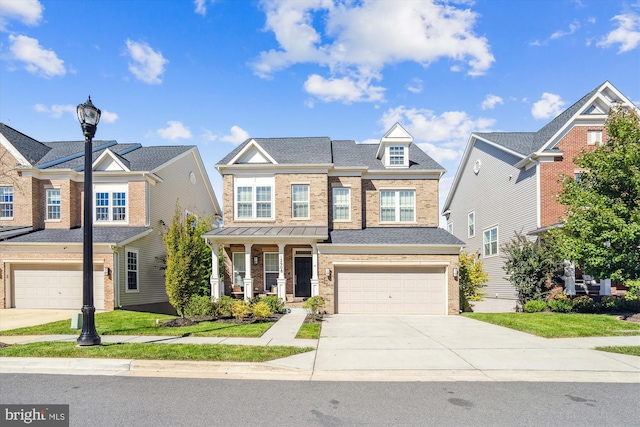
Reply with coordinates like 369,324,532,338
539,126,606,227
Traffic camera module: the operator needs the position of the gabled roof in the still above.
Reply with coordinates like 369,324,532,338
217,133,444,172
0,122,51,165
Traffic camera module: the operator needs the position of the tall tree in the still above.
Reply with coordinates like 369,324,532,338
552,105,640,291
459,250,488,311
163,202,213,316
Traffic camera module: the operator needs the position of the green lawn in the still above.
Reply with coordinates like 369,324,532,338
0,310,274,338
463,312,640,338
0,341,313,362
295,322,321,339
595,346,640,357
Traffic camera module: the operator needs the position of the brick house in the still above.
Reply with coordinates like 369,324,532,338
203,123,464,315
0,123,221,312
441,81,638,310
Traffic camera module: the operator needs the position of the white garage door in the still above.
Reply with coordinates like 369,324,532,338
337,267,446,314
13,264,104,310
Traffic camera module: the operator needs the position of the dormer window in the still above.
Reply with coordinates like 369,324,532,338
389,146,405,166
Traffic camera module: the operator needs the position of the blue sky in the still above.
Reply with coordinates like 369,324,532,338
1,0,639,226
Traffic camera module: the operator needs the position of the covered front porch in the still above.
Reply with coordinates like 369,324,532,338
202,226,328,303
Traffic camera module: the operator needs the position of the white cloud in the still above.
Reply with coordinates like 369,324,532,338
220,125,250,145
481,94,503,110
125,39,168,84
303,74,385,103
8,34,66,78
406,78,423,94
550,20,580,40
34,103,74,118
194,0,207,16
597,13,640,53
155,121,192,140
253,0,494,103
0,0,43,31
531,92,565,119
100,110,119,124
379,106,494,163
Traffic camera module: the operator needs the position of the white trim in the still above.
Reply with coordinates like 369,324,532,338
482,225,499,258
94,183,128,224
227,139,278,165
291,184,310,219
536,163,541,228
92,148,131,172
467,211,475,238
0,133,31,166
263,252,279,293
125,248,139,292
379,189,416,223
332,187,351,221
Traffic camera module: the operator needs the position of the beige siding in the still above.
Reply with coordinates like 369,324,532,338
118,232,168,307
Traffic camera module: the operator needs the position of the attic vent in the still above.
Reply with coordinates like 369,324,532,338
473,159,481,174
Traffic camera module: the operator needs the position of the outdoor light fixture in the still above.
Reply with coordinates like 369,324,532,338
453,267,459,279
325,267,331,277
77,96,101,347
103,266,110,276
253,256,258,265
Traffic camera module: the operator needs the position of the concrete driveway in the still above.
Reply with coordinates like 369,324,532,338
313,314,640,379
0,309,80,331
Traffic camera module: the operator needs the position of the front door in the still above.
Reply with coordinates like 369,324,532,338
294,257,312,298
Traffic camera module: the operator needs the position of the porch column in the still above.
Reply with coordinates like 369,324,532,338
277,243,286,302
210,243,220,300
243,243,253,301
563,260,576,296
599,278,612,296
311,243,319,297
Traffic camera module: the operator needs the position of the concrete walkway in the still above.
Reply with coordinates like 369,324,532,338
1,311,639,383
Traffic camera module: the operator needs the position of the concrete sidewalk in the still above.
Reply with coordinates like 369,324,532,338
1,312,639,383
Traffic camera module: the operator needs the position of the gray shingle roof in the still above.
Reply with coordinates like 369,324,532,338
0,123,51,165
2,226,151,244
0,122,194,173
328,227,464,245
217,137,444,171
474,82,605,156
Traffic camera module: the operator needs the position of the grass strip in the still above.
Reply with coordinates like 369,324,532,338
295,323,321,339
0,342,313,362
595,346,640,357
0,310,274,338
463,312,640,338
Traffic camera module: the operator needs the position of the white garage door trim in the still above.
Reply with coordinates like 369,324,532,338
336,266,447,315
11,263,105,310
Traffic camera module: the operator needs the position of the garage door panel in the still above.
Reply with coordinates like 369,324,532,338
13,264,104,310
337,267,446,315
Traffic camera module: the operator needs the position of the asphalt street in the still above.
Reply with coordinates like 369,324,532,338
1,374,639,427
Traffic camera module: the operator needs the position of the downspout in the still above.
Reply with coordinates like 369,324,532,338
111,245,120,308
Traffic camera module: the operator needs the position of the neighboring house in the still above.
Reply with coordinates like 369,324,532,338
0,123,221,312
203,123,464,315
442,81,638,310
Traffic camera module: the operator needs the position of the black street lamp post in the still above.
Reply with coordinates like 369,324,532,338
77,96,102,346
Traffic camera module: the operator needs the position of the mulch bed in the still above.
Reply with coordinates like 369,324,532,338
303,314,324,324
158,313,284,327
621,313,640,323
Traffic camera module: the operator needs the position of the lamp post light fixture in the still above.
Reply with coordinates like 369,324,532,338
76,96,101,346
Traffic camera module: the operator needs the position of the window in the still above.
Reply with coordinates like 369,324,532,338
94,184,127,223
333,187,351,221
232,253,246,289
380,190,415,222
46,188,61,220
234,177,274,220
126,250,139,291
0,186,14,218
264,253,279,292
468,211,475,238
388,146,405,166
587,130,602,146
292,184,309,218
483,226,498,257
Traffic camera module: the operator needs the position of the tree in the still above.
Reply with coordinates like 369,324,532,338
552,105,640,292
458,250,488,312
502,232,559,308
162,202,213,316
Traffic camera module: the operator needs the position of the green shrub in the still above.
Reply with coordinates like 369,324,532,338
618,295,640,312
252,301,273,320
572,295,598,313
303,296,326,321
182,295,214,317
230,300,252,320
523,299,547,313
212,295,235,318
260,295,285,314
547,295,572,313
599,295,619,312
